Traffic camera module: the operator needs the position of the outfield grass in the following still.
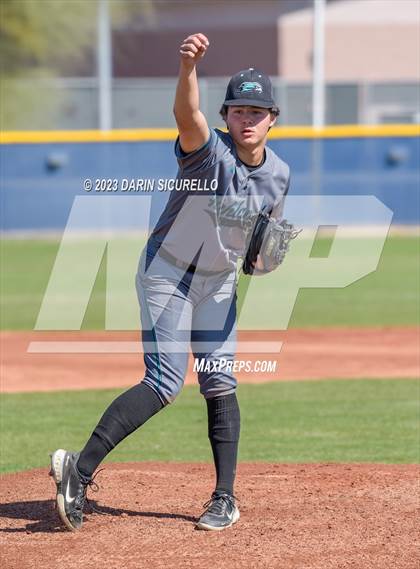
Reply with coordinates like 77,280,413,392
1,379,418,474
291,235,420,327
1,236,418,329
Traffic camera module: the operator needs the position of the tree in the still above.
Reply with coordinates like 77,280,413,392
0,0,155,129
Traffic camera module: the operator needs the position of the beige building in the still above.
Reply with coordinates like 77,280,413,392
110,0,420,83
279,0,420,82
17,0,419,129
112,0,308,77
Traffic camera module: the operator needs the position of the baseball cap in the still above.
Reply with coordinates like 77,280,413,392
223,68,276,108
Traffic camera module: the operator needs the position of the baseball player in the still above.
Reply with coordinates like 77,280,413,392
50,32,290,532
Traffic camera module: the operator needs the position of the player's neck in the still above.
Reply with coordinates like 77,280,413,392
234,142,266,167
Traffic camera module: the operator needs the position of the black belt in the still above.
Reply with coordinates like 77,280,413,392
158,247,224,277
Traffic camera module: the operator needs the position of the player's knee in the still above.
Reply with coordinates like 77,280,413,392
142,370,184,405
200,382,237,400
164,385,183,404
198,370,237,400
143,380,182,405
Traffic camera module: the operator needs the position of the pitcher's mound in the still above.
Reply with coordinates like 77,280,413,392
1,462,418,569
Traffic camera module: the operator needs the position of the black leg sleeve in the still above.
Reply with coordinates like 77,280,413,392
77,382,164,479
206,392,241,496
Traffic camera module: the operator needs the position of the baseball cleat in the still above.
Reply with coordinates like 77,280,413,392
196,492,240,531
49,449,91,531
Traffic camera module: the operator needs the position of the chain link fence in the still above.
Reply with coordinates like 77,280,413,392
2,77,419,130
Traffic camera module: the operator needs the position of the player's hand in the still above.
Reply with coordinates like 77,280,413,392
180,33,209,66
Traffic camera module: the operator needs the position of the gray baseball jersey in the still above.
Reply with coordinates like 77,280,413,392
136,128,290,404
147,128,290,273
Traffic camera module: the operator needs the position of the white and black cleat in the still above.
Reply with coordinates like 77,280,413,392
49,449,90,531
196,492,240,531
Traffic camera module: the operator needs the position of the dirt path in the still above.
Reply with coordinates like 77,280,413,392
1,327,418,393
1,462,418,569
2,330,419,569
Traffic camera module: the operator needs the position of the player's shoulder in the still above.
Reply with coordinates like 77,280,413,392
265,145,290,179
213,127,234,149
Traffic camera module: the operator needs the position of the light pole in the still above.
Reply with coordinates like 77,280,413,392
312,0,326,128
97,0,112,131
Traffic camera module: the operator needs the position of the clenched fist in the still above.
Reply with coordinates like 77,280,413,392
180,33,209,65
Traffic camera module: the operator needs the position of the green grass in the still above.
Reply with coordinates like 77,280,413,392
1,379,418,474
290,235,420,327
1,236,419,329
0,238,108,330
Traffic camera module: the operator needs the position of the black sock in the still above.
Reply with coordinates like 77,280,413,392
206,392,240,496
77,382,164,479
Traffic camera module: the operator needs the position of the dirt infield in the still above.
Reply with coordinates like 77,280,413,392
1,327,419,393
1,462,418,569
1,330,419,568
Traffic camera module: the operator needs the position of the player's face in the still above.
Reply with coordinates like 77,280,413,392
226,106,275,147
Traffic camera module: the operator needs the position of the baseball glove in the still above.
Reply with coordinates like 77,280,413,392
242,212,301,275
205,196,300,274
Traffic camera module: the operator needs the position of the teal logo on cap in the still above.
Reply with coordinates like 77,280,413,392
238,82,263,94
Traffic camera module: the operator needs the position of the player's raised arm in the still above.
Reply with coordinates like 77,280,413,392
173,33,210,153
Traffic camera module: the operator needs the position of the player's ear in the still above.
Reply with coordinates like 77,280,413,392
268,107,279,130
